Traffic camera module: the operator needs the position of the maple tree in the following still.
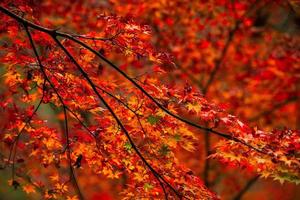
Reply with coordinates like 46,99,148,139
0,0,300,199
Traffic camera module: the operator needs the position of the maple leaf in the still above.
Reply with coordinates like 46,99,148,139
133,172,145,182
147,115,160,125
66,195,79,200
22,184,36,194
0,1,299,199
186,102,202,114
50,174,60,182
182,140,196,152
55,183,68,193
143,183,154,191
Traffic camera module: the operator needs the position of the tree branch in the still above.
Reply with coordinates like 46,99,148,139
202,0,264,186
51,36,180,198
9,79,46,180
203,129,211,187
63,106,84,200
0,5,267,156
249,97,298,122
64,34,266,155
233,175,259,200
24,25,84,200
202,0,261,94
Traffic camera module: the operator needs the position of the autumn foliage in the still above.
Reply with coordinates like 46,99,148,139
0,0,300,199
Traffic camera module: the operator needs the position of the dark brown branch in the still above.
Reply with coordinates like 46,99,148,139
65,107,95,137
9,79,46,180
1,8,277,199
0,5,267,156
16,172,45,194
96,85,137,114
52,36,180,199
24,25,84,200
63,106,83,200
70,31,122,41
202,10,238,188
202,26,235,95
151,24,205,92
45,76,112,160
233,175,259,200
96,86,151,138
65,35,266,155
249,97,298,122
0,11,271,199
202,0,261,94
203,130,211,187
202,1,264,186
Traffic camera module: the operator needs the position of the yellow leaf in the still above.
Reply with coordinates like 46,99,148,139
186,103,201,113
23,184,36,194
67,196,79,200
55,183,68,192
50,174,59,182
182,141,195,152
273,176,285,184
260,171,271,178
89,106,106,114
3,133,13,140
29,149,39,157
82,52,95,62
134,172,145,182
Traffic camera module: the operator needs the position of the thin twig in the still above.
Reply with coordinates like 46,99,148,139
249,97,298,122
10,79,46,180
65,34,265,154
202,1,264,186
63,106,83,199
202,0,261,94
52,36,182,198
203,129,211,187
70,31,122,41
233,175,259,200
24,25,84,200
0,5,268,157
